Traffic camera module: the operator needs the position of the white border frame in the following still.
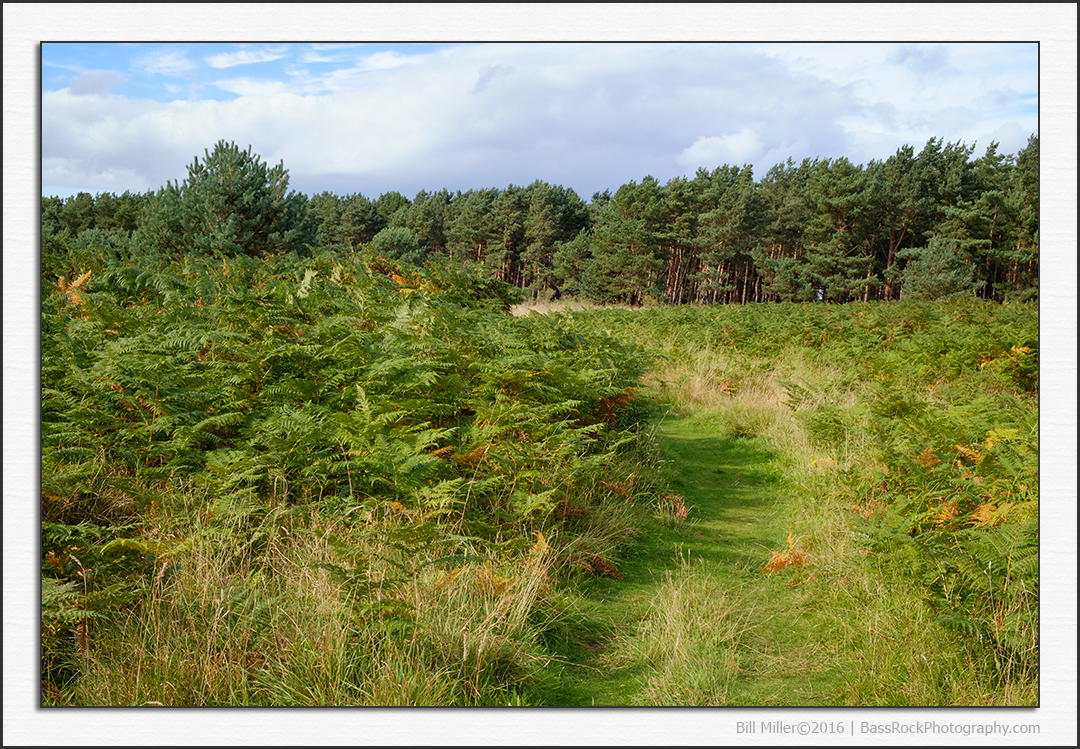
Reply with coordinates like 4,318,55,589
5,5,1076,745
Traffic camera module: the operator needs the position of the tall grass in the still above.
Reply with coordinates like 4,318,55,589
582,301,1038,705
597,558,751,705
52,494,568,706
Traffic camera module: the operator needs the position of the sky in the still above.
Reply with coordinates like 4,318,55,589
41,40,1039,201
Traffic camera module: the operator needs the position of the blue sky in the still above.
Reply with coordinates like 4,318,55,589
41,41,1039,201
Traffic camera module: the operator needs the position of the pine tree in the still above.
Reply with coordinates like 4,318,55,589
801,157,869,303
446,188,499,265
694,165,764,304
587,177,667,305
756,158,814,302
138,140,315,259
372,227,425,265
1002,134,1039,301
898,235,980,300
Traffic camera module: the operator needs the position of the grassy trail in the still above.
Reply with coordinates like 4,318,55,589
546,406,1011,706
548,414,854,706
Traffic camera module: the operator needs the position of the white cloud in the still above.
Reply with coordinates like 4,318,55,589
979,121,1029,151
136,48,196,77
68,70,125,96
759,138,811,172
209,77,288,97
356,51,421,72
678,130,762,168
752,41,1038,153
470,63,513,94
298,51,350,64
887,44,956,78
205,46,290,69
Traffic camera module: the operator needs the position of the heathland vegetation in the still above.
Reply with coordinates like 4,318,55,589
40,142,1038,705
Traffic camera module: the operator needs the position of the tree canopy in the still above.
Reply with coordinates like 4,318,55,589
43,135,1039,303
137,140,315,259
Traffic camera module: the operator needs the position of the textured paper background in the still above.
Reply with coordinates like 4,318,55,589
5,4,1076,745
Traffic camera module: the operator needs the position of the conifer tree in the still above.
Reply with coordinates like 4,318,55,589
588,177,666,305
138,140,315,258
898,235,980,300
446,188,499,264
372,226,425,265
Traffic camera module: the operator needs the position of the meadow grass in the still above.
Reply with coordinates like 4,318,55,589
54,505,562,706
44,439,656,706
551,314,1038,706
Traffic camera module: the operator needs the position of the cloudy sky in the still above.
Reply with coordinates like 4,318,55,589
42,40,1038,201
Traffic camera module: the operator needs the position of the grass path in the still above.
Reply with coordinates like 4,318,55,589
546,413,854,706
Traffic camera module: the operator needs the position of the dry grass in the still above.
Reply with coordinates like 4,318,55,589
62,505,561,706
510,299,649,317
68,526,360,705
406,532,558,703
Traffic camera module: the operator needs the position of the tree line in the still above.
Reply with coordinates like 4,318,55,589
42,135,1038,304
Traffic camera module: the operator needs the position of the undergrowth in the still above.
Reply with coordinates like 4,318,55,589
40,247,656,705
41,252,1037,705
